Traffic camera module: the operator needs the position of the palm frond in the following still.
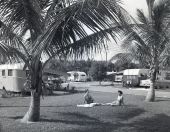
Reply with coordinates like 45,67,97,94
109,52,135,66
0,0,44,40
0,20,30,57
137,9,149,25
32,0,129,58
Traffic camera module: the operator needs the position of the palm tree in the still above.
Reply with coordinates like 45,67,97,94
0,0,129,122
110,0,170,102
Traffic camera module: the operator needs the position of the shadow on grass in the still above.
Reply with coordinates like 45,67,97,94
154,98,170,102
41,112,121,132
126,114,170,132
41,112,100,123
0,115,23,120
5,113,170,132
2,105,163,132
0,105,28,108
41,105,74,108
50,90,85,96
115,107,146,120
0,105,75,108
40,107,146,132
8,116,23,120
62,114,170,132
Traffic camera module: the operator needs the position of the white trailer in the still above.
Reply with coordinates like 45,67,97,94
140,70,170,88
67,71,87,82
123,69,149,87
0,63,26,92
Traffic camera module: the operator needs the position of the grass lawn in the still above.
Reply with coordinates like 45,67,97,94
0,91,170,132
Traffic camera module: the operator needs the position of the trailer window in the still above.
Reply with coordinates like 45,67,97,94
2,70,5,76
81,74,86,76
8,69,13,76
68,73,71,77
165,73,170,80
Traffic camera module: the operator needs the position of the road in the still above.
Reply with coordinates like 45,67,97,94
71,81,170,98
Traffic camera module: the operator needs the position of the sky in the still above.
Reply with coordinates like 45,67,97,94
94,0,148,61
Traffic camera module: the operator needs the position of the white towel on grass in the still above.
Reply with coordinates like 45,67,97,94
77,103,101,107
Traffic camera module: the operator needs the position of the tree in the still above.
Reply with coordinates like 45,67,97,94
107,62,115,71
0,0,128,122
46,59,68,72
46,59,93,74
89,61,107,85
110,0,170,102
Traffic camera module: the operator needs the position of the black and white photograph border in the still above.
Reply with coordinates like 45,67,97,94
0,0,170,132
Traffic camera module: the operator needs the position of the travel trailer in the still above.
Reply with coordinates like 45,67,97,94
0,63,26,92
67,71,87,82
140,70,170,88
115,71,123,82
106,71,123,82
122,69,149,87
122,68,170,88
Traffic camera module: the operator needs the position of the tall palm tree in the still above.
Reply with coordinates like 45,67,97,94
0,0,129,122
110,0,170,102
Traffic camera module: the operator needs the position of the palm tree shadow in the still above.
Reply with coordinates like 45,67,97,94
125,114,170,132
50,90,85,96
40,107,146,132
40,112,101,124
115,107,146,120
154,98,170,102
41,105,74,108
40,112,121,132
8,116,23,120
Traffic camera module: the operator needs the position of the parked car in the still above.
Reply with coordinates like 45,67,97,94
61,82,76,91
140,79,150,87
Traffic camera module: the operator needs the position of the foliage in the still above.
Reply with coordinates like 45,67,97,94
88,61,107,81
46,59,92,73
47,59,115,76
111,0,170,70
114,62,141,71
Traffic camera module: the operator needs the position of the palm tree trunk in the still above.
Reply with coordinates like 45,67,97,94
145,80,155,102
21,91,41,122
145,66,157,102
21,60,42,122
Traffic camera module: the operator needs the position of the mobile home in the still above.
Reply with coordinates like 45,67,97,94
67,71,87,82
123,69,149,87
140,70,170,88
115,71,123,82
0,63,26,92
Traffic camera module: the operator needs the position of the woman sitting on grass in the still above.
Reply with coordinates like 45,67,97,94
77,89,100,107
84,89,94,104
104,90,124,106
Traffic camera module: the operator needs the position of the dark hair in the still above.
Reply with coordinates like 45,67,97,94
118,90,123,94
